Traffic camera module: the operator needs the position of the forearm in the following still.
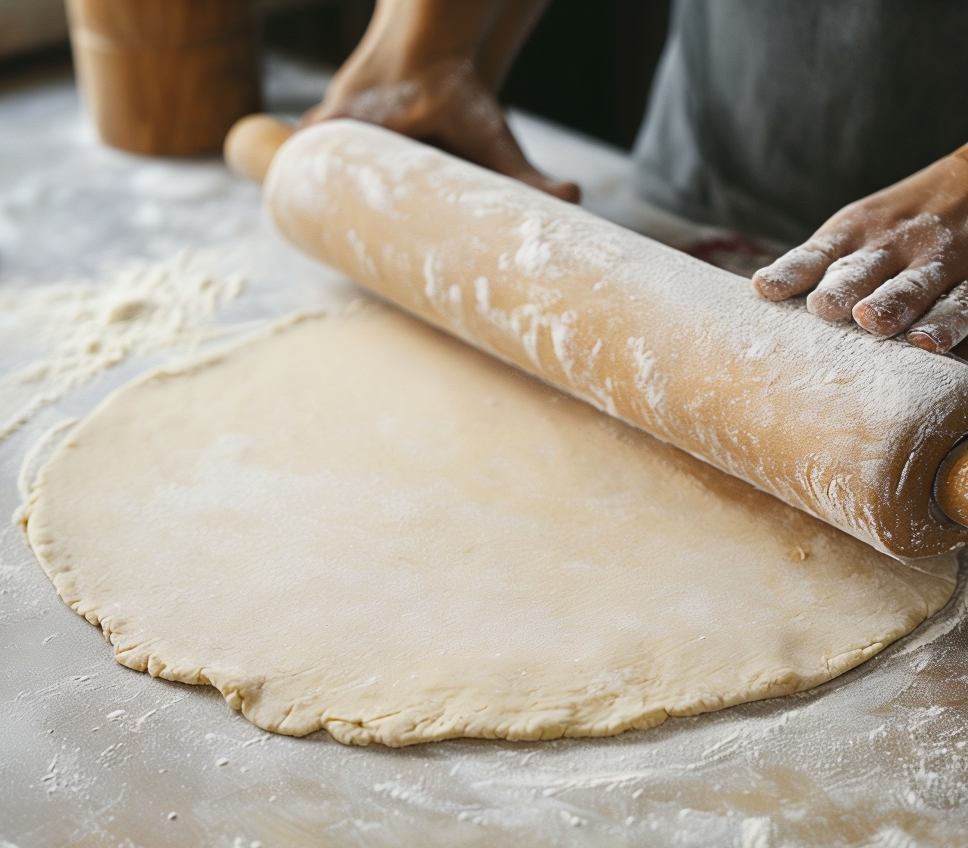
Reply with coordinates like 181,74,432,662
301,0,579,202
351,0,545,89
476,0,550,90
357,0,503,75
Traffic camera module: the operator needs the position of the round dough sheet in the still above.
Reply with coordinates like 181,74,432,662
24,304,958,746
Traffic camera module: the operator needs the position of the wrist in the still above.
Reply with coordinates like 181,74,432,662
367,0,498,72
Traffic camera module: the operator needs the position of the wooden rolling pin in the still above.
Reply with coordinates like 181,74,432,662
225,114,968,560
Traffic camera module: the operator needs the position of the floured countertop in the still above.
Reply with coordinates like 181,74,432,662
2,54,968,848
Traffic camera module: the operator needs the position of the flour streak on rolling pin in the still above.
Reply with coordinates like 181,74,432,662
225,114,968,560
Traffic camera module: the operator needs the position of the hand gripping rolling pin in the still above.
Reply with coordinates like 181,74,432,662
225,114,968,560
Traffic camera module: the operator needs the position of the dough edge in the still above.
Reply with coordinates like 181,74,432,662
20,308,960,747
13,539,951,747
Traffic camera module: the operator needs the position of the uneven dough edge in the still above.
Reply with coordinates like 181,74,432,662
24,512,956,747
19,307,961,748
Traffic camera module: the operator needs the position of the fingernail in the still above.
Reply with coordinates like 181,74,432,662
856,298,924,338
750,273,783,300
807,290,850,321
905,329,942,353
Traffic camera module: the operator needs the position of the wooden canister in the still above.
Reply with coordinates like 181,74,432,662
66,0,262,156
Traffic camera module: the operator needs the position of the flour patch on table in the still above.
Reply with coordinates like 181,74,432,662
0,249,245,441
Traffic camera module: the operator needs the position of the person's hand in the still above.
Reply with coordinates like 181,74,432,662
752,143,968,353
300,0,580,204
302,56,580,202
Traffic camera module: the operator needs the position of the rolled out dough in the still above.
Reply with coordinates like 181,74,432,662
25,304,958,746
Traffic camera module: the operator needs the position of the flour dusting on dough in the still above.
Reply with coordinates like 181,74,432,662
266,120,968,558
23,306,959,748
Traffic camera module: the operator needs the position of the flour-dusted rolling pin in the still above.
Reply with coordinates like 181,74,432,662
225,114,968,559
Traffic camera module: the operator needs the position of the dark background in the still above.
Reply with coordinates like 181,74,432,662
263,0,673,150
0,0,674,152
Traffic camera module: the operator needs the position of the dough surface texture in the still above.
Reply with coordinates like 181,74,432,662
25,305,958,746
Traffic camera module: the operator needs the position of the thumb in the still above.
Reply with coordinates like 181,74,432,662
511,168,582,204
446,117,582,204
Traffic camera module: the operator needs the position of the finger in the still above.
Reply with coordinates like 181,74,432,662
464,124,581,202
805,248,900,321
511,168,582,204
751,235,851,301
905,281,968,353
299,98,357,128
441,114,581,203
852,261,953,337
299,101,328,128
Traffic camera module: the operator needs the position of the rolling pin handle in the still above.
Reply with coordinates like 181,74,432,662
224,113,296,184
935,439,968,528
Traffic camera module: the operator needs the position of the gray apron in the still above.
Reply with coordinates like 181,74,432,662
634,0,968,244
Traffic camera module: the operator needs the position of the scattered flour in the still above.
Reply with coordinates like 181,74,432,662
0,250,246,442
741,816,774,848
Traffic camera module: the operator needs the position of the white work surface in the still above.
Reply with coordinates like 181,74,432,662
2,56,968,848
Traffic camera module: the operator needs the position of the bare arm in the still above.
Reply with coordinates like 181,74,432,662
301,0,580,202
